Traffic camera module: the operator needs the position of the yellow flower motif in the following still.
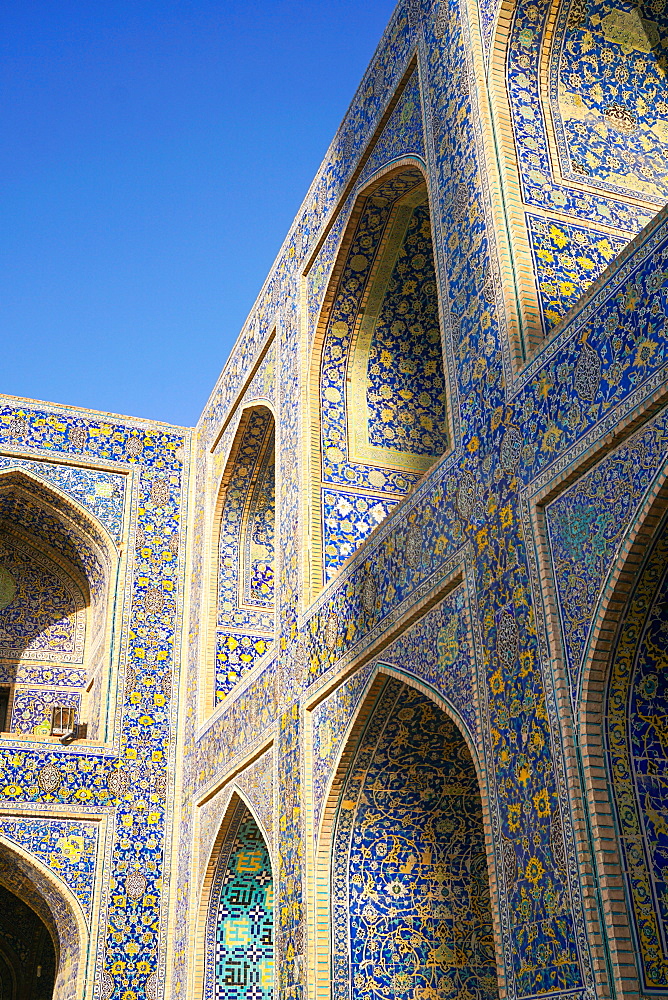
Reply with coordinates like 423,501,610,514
507,802,522,831
515,758,531,786
476,527,489,552
500,505,513,529
467,436,480,453
58,835,85,862
529,725,545,753
533,788,550,817
634,339,656,367
3,784,22,798
541,421,562,453
490,669,504,695
525,857,546,885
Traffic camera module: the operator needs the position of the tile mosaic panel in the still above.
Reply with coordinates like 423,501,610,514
527,215,627,330
0,399,188,999
277,704,304,1000
196,665,277,793
0,534,86,664
311,586,475,839
545,406,668,706
216,408,275,702
605,514,668,991
10,688,82,736
0,456,125,544
357,68,425,187
204,802,274,1000
550,0,668,204
322,490,398,580
0,815,97,920
319,168,441,492
332,678,498,1000
0,845,81,999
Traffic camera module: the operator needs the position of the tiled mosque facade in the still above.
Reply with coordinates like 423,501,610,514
0,0,667,998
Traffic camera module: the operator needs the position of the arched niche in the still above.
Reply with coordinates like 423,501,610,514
0,839,87,1000
577,482,668,997
198,794,275,1000
0,882,56,1000
207,406,276,709
314,672,500,1000
485,0,668,346
0,469,117,741
311,165,449,588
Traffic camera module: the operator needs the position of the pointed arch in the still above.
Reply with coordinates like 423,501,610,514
205,406,276,711
485,0,667,347
576,470,668,997
0,837,88,1000
196,792,275,1000
0,468,120,741
307,164,451,593
312,668,502,1000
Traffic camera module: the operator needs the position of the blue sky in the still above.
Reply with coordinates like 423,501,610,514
0,1,395,426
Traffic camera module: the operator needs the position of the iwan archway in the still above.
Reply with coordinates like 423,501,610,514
309,165,450,590
315,674,500,1000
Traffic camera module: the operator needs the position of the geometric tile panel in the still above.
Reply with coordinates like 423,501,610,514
205,802,274,1000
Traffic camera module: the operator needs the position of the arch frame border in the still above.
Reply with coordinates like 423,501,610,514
193,765,277,1000
200,403,278,723
303,139,457,602
0,464,125,746
0,831,92,1000
522,389,668,998
304,575,506,1000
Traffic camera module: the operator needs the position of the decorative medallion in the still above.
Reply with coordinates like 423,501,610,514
68,425,88,449
150,478,170,505
153,770,167,798
8,416,27,441
405,522,422,569
143,586,165,615
482,269,496,304
603,103,638,134
37,762,61,794
107,767,128,798
125,870,147,901
361,572,377,614
496,609,519,666
99,970,115,1000
325,611,338,651
573,341,602,402
456,471,476,518
126,436,143,459
501,426,522,474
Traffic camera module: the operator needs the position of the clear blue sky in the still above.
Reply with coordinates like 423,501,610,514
0,1,396,426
